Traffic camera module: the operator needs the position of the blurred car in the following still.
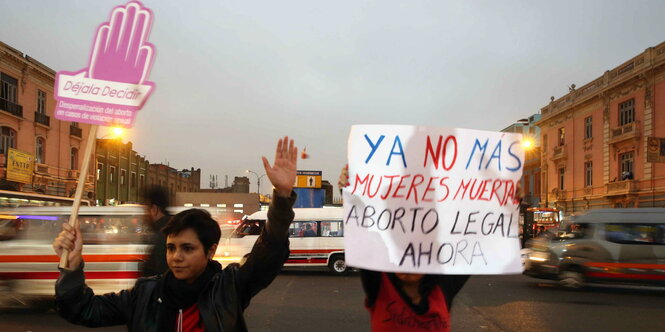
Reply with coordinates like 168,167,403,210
524,208,665,289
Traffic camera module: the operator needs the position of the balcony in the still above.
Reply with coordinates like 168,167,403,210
609,122,640,144
34,112,50,127
606,180,639,196
68,169,79,179
551,144,567,161
549,188,567,201
70,125,82,138
0,98,23,118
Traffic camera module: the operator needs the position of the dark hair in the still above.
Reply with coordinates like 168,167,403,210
162,209,221,253
143,185,169,214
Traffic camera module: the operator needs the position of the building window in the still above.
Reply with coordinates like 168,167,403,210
584,116,592,139
619,151,634,180
109,166,116,183
0,126,16,154
35,137,45,163
97,163,103,181
71,121,79,128
37,89,46,114
217,204,226,208
0,73,18,103
120,169,126,185
234,203,244,208
542,134,548,152
200,203,210,207
584,161,593,187
534,171,541,197
558,128,565,146
619,99,635,126
70,147,78,170
558,167,565,190
131,172,136,188
140,174,145,188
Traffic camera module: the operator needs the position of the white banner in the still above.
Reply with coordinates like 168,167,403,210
56,72,152,107
343,125,524,274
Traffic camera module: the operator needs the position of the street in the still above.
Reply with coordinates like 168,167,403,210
2,270,665,332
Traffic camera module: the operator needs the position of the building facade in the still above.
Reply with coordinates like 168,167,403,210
147,164,201,205
501,114,542,208
0,41,94,199
95,139,148,205
537,41,665,215
174,192,260,219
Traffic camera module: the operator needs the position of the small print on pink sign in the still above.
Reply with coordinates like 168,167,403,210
54,1,156,128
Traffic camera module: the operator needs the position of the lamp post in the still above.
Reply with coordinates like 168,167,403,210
245,170,267,194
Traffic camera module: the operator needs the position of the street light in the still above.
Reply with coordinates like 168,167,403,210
245,170,267,194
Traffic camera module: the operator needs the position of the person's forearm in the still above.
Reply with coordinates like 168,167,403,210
264,190,296,242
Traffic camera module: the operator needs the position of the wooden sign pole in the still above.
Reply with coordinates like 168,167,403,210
59,124,98,269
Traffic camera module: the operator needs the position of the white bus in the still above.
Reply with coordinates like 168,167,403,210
220,207,348,274
0,189,92,208
0,206,234,305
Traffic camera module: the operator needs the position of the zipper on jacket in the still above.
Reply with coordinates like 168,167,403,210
177,308,183,332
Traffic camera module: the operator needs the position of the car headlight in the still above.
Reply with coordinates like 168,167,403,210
529,251,550,262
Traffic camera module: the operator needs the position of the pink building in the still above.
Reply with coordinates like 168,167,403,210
0,41,94,198
537,41,665,215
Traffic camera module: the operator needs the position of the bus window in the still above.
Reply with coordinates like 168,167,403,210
320,221,343,237
290,221,317,238
232,220,264,238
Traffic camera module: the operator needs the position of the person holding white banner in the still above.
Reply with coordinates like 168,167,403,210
52,137,298,332
339,165,469,332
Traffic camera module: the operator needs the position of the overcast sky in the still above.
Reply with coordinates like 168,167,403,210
2,0,665,197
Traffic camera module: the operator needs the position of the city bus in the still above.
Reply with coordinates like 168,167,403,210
0,190,92,208
220,207,347,274
0,205,233,306
524,207,561,239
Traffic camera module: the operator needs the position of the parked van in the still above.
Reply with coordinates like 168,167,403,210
525,208,665,288
220,207,347,274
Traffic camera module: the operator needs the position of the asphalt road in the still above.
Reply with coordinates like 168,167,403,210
2,270,665,331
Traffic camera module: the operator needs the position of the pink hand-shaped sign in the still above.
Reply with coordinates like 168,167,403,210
54,1,156,127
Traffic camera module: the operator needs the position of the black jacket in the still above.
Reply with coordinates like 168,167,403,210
141,214,170,277
55,192,296,332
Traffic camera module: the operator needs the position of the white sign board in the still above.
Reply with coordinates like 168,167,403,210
343,125,524,274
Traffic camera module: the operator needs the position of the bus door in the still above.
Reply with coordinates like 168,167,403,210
288,221,322,265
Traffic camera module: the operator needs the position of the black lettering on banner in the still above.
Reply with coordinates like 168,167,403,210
464,211,479,235
450,211,462,234
437,242,454,264
493,213,505,236
471,241,488,265
507,213,518,238
345,205,359,226
399,242,416,267
377,209,392,231
409,207,423,232
361,206,376,228
421,209,439,234
393,207,406,232
453,239,470,265
481,212,494,235
418,242,433,267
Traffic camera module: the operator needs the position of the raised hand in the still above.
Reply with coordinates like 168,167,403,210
262,136,298,197
338,164,349,188
88,1,155,84
53,223,83,270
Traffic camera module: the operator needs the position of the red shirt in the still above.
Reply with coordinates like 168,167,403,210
176,303,205,332
367,273,450,332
